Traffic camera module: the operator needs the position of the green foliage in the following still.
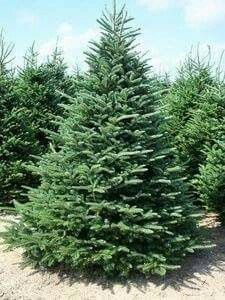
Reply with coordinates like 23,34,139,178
0,45,76,204
196,140,225,224
0,33,18,204
163,54,225,200
4,5,207,278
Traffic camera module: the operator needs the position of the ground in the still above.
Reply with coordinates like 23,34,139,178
0,213,225,300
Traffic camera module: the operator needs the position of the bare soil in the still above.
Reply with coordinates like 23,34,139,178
0,213,225,300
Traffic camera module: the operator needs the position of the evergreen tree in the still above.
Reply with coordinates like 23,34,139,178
4,4,208,277
196,138,225,224
0,32,18,205
163,54,224,200
0,46,76,204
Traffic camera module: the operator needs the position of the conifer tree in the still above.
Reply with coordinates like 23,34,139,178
163,54,224,200
0,32,17,204
4,4,208,277
0,46,76,204
196,138,225,224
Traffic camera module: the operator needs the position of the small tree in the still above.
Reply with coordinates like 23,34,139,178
0,46,76,204
196,138,225,224
4,4,207,277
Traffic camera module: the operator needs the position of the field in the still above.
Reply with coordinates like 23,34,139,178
0,2,225,299
1,214,225,300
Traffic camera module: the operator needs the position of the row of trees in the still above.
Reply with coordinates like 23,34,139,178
1,3,224,278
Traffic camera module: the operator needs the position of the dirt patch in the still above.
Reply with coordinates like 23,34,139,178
0,213,225,300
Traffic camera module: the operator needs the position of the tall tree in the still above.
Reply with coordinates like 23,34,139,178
0,32,17,205
4,4,207,277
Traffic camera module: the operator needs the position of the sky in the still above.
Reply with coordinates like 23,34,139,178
0,0,224,76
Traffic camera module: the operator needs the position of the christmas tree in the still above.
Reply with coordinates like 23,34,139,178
196,137,225,224
0,32,18,204
0,45,76,204
163,54,223,201
4,4,207,277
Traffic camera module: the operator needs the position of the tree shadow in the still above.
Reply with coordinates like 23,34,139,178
160,225,225,292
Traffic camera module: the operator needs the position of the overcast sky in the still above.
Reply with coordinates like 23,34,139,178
1,0,224,76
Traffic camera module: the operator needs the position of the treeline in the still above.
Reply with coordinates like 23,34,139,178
1,3,225,278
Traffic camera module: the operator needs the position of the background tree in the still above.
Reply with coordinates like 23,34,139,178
163,53,225,202
0,31,17,205
4,4,208,278
0,45,76,204
196,137,225,224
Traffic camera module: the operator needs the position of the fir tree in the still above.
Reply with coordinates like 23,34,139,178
4,4,208,277
163,54,224,200
196,138,225,224
0,46,76,204
0,32,17,205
